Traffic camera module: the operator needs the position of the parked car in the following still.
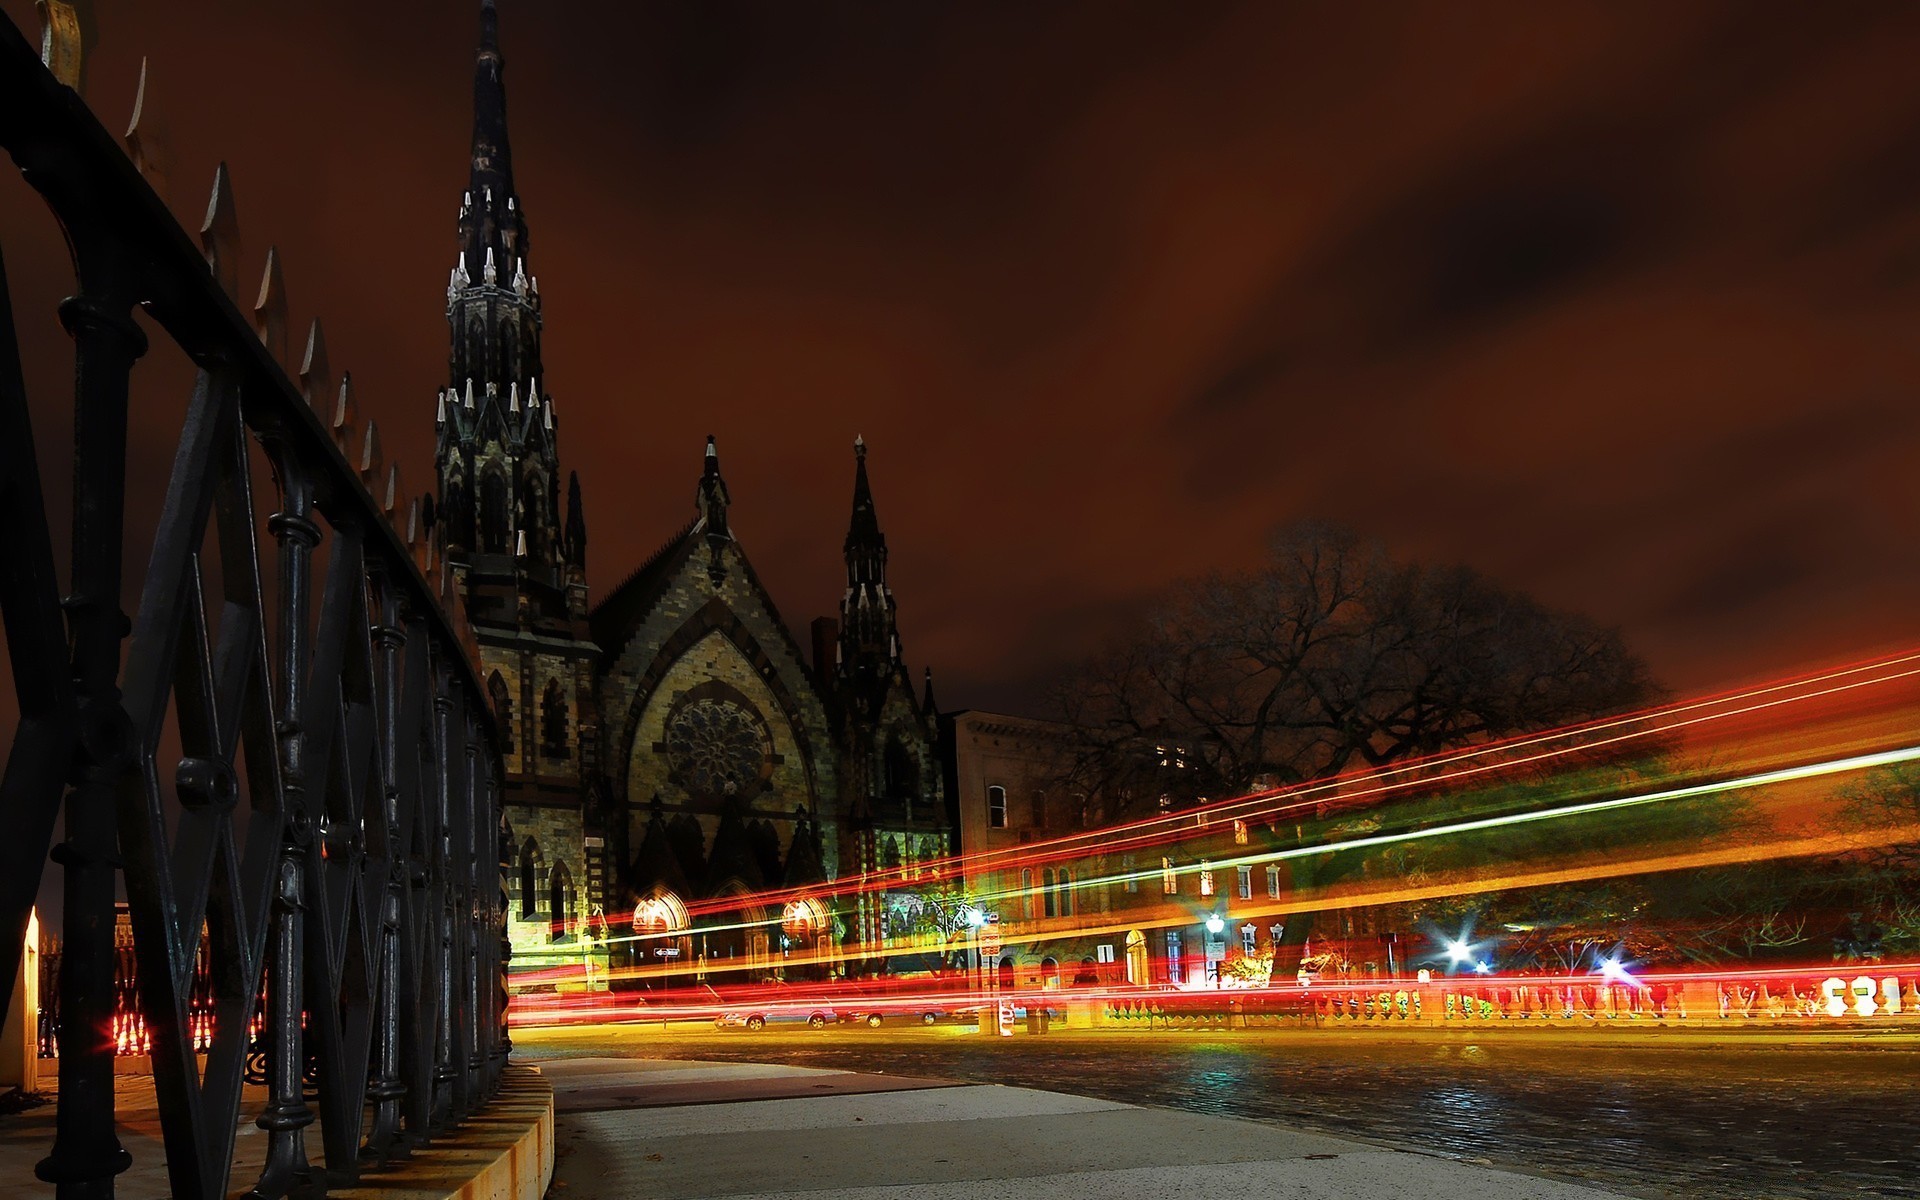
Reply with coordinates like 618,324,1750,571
711,986,839,1031
833,982,973,1027
714,1003,837,1031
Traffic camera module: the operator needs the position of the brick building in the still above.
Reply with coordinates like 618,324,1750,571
431,3,948,988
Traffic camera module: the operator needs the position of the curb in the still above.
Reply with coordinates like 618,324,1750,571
336,1065,554,1200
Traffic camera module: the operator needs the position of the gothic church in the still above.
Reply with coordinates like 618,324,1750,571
429,3,949,986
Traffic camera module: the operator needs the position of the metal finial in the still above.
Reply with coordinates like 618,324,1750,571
200,162,240,299
333,372,358,453
358,419,382,483
124,57,169,193
299,318,331,411
253,246,287,365
37,0,92,92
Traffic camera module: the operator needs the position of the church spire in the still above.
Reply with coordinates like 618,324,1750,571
697,436,731,542
565,469,588,570
436,0,565,572
838,436,900,686
462,0,526,272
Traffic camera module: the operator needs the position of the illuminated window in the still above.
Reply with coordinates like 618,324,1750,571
1021,868,1034,919
1236,866,1252,900
1161,857,1177,895
1166,930,1184,984
1266,864,1280,899
987,785,1007,829
1242,924,1258,955
1043,868,1057,918
1199,861,1215,897
1233,819,1248,845
1122,854,1138,893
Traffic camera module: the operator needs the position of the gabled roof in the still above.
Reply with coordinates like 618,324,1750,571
588,517,699,648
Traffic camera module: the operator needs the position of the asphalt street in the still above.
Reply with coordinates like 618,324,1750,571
515,1023,1920,1199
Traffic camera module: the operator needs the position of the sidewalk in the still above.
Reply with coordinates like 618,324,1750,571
529,1054,1640,1200
0,1067,551,1200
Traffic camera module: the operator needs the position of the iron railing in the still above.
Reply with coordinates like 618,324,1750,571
0,11,509,1200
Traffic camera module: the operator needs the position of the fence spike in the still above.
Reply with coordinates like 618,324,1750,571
358,418,382,484
36,0,93,92
382,460,403,519
332,371,358,453
299,318,331,412
253,246,287,365
405,496,423,547
200,162,240,300
123,57,169,194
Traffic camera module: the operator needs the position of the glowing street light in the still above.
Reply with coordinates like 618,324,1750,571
1205,914,1225,934
1445,938,1472,965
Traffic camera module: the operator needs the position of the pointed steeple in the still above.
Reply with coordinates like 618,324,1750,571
697,436,731,542
838,436,901,686
462,0,527,270
565,469,588,571
436,1,567,576
846,434,882,553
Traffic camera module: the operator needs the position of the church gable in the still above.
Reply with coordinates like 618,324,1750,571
597,538,840,877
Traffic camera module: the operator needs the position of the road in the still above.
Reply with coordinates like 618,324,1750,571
514,1022,1920,1199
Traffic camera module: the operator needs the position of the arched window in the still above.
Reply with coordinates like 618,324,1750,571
480,471,509,553
1020,868,1034,920
518,838,538,919
548,860,573,943
540,678,567,760
881,836,902,872
489,671,514,757
1040,956,1060,989
1055,869,1072,918
986,785,1007,829
1029,791,1046,828
1042,868,1057,918
884,738,918,801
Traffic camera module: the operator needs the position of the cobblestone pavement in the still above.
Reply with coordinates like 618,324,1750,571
519,1027,1919,1199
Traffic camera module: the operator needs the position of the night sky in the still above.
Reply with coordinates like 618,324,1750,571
6,0,1920,713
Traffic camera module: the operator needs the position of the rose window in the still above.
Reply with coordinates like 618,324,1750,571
664,697,770,798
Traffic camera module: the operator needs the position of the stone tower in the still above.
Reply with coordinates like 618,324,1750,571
432,0,604,956
829,439,947,957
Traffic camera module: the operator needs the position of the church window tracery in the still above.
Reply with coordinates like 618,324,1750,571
663,687,772,800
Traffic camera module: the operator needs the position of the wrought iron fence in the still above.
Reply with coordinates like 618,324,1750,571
0,11,510,1200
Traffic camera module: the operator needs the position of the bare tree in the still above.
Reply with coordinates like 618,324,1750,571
1053,522,1660,817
